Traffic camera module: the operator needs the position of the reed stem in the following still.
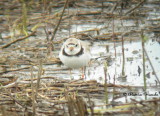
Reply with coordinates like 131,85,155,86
104,62,108,104
141,30,147,100
121,36,125,76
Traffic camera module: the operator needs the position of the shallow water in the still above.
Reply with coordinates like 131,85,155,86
1,0,160,108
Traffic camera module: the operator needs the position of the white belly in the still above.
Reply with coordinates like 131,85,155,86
59,53,90,69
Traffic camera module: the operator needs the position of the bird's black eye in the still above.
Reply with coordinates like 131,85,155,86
75,44,78,47
66,45,69,48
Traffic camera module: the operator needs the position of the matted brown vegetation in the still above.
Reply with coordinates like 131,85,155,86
0,0,160,115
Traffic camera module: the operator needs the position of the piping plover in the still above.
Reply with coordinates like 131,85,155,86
59,38,91,69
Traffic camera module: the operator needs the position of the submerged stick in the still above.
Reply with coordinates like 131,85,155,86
144,49,160,86
0,67,30,75
1,31,36,49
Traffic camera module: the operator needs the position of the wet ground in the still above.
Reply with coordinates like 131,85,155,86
0,0,160,115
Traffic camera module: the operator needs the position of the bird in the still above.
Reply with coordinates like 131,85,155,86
59,38,91,77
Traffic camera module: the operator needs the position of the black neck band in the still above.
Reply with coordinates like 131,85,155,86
62,46,84,57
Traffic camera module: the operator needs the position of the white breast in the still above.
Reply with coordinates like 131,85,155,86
59,52,91,69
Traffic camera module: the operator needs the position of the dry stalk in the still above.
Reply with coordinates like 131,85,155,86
121,35,125,76
31,66,36,115
125,0,145,15
35,60,43,100
87,93,94,116
50,0,69,41
104,62,108,104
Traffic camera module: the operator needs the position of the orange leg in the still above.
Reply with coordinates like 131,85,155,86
81,67,86,79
